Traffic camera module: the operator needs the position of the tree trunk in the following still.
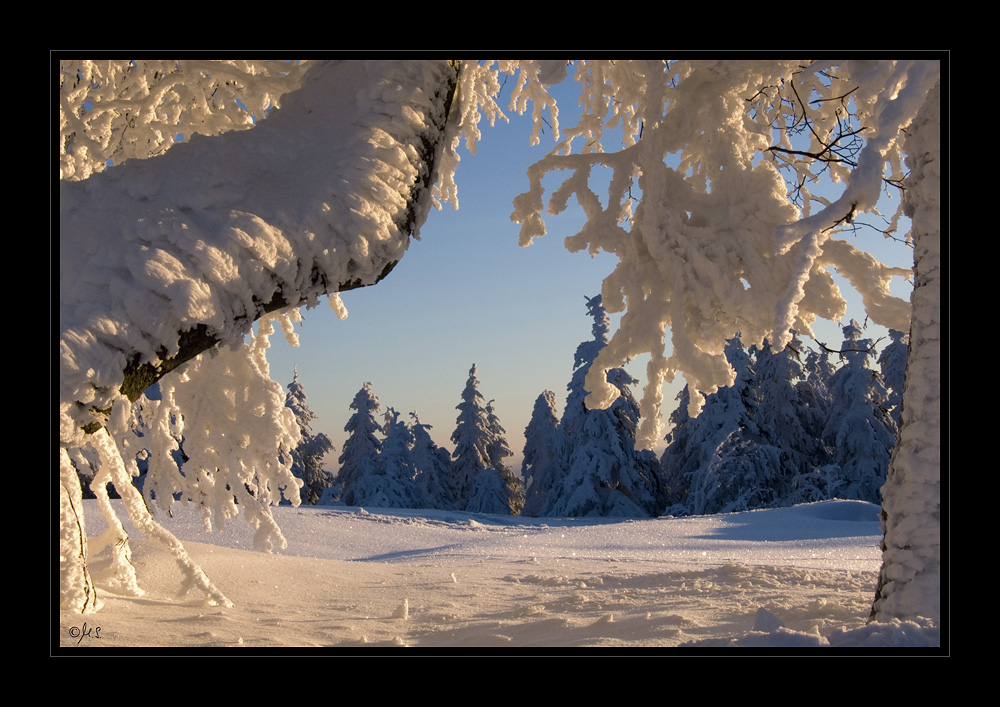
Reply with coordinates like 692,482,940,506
870,80,941,623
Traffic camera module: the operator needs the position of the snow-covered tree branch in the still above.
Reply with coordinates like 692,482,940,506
61,61,459,428
59,60,461,611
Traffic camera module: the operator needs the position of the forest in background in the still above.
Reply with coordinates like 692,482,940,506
71,294,904,523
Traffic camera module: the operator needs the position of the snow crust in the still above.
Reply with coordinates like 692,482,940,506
57,499,940,649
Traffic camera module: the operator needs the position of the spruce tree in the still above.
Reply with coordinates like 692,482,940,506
345,408,429,509
822,321,897,504
284,369,335,505
337,383,383,507
659,384,694,509
485,399,523,514
752,337,826,475
658,335,786,516
878,329,909,428
449,366,519,514
542,296,667,517
449,365,492,509
409,412,455,510
521,390,564,517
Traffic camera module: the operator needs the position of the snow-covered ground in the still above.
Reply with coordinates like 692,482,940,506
57,499,940,650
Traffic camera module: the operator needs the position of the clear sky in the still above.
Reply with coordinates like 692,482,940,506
262,76,914,472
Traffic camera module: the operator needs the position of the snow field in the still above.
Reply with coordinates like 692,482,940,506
59,499,939,649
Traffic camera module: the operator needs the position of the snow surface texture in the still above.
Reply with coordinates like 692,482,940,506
58,499,939,649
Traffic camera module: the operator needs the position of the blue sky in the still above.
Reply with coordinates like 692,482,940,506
263,76,914,470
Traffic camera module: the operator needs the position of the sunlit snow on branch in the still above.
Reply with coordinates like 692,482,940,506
457,60,938,447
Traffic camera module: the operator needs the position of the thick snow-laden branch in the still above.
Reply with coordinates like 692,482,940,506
60,60,459,433
59,60,460,612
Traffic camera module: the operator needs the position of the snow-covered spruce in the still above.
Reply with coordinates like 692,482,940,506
283,368,336,505
336,383,385,507
520,390,563,518
821,321,897,504
878,329,909,429
345,408,430,510
540,296,667,518
408,413,456,511
659,335,786,516
449,365,518,514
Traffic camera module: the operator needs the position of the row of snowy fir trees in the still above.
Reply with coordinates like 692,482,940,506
72,297,904,521
312,367,524,514
519,299,905,518
657,322,906,516
287,294,666,517
286,295,904,519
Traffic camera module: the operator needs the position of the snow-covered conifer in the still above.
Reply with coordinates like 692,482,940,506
878,329,909,428
659,385,695,509
659,335,787,516
345,408,429,509
752,336,824,476
521,391,564,517
753,337,838,504
485,399,523,514
465,469,514,515
542,296,667,517
449,365,493,509
798,346,836,447
449,366,518,513
284,369,335,505
337,383,384,507
409,412,455,510
822,321,897,504
560,296,612,440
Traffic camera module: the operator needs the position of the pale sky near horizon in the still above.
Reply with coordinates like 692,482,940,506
262,76,914,473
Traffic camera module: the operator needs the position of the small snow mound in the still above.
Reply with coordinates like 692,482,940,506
752,607,783,632
393,599,409,620
827,618,941,648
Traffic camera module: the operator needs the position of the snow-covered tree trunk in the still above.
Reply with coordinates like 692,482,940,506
870,79,941,624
